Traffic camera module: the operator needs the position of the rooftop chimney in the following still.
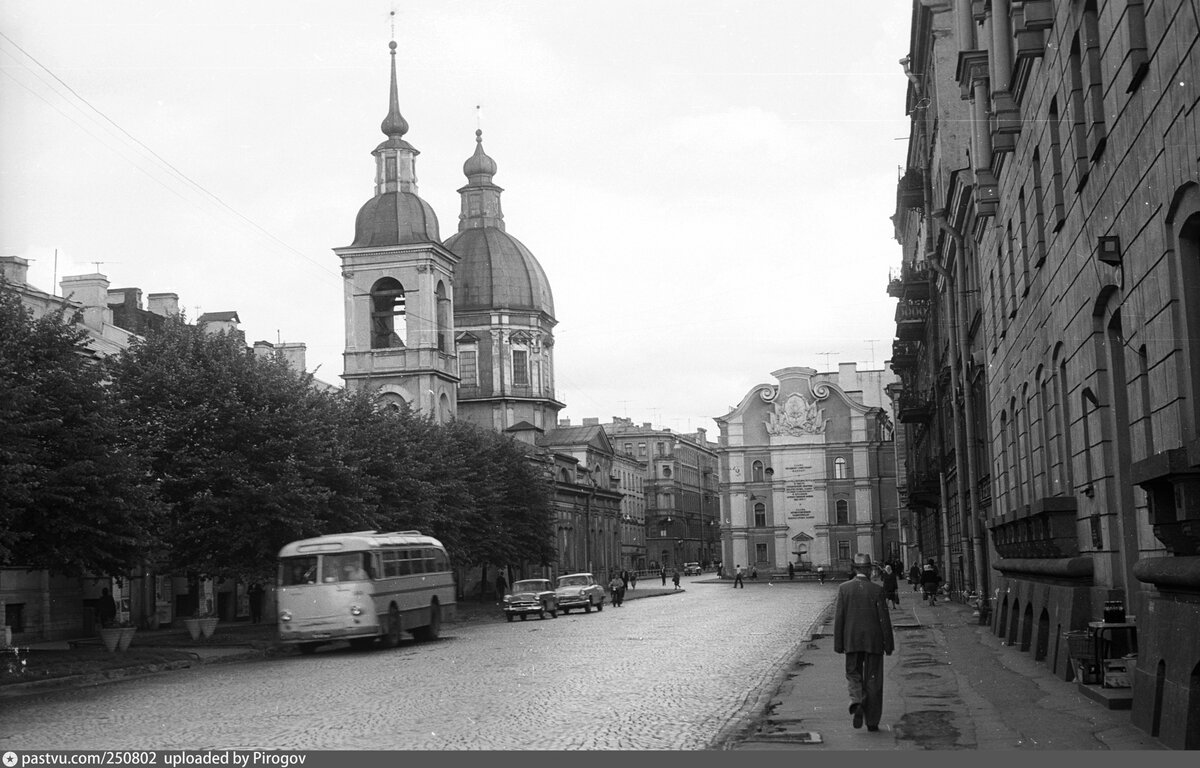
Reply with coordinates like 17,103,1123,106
583,417,599,426
147,293,180,317
0,256,30,286
60,273,112,330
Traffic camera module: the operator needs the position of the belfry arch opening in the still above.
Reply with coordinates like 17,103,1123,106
371,277,406,349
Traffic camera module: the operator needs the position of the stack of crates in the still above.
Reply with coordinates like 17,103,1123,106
1065,630,1098,684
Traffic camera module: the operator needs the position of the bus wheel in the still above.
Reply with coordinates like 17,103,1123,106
349,637,375,651
412,600,441,642
298,643,319,655
380,606,402,648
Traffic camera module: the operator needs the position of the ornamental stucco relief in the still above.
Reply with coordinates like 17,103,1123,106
765,392,827,436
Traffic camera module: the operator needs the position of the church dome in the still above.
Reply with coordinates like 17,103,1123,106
443,227,554,315
352,191,441,247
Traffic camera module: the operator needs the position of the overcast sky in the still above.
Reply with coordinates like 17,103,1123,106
1,1,912,436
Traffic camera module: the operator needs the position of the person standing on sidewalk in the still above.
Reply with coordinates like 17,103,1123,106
834,552,894,732
733,564,745,588
921,559,941,605
788,561,795,580
881,565,900,609
660,566,667,586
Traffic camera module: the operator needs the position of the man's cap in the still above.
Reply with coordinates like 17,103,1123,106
853,552,872,567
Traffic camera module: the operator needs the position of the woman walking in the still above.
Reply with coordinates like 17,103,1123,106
881,564,901,609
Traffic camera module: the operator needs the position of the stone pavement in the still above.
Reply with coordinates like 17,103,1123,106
726,590,1166,751
0,583,686,700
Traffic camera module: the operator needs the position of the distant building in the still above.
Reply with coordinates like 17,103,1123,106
715,364,898,576
593,418,719,572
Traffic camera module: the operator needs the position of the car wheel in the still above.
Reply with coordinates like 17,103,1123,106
596,598,603,612
584,602,592,613
539,609,546,620
506,614,514,622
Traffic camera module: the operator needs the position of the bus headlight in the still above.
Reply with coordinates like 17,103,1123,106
350,605,363,616
279,610,292,622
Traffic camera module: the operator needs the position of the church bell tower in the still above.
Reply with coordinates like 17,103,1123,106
335,41,459,420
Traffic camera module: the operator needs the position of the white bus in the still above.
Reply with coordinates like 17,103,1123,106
276,530,456,654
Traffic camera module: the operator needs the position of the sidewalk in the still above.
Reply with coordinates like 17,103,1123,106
723,594,1165,750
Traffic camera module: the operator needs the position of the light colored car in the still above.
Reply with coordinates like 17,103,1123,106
683,562,702,575
503,579,558,621
554,573,606,614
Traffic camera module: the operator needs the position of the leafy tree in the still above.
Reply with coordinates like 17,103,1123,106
105,318,363,583
0,283,163,575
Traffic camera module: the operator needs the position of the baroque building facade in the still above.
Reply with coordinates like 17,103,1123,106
715,365,898,577
892,0,1200,748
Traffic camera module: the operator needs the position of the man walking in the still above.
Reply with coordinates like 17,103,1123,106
733,564,745,588
833,552,894,733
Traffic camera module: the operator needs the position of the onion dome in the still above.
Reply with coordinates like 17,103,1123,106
350,41,440,247
444,130,554,316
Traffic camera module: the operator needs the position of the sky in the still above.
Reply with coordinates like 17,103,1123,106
0,0,913,437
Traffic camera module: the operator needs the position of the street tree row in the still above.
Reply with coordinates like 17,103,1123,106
0,285,556,586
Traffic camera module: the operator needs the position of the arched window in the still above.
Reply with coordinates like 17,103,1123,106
436,280,450,352
834,457,847,480
753,503,766,527
835,499,849,525
370,278,406,349
752,460,765,482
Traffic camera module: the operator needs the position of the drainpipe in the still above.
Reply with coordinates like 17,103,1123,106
932,210,988,599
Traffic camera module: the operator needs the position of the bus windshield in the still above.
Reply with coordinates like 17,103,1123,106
280,557,318,586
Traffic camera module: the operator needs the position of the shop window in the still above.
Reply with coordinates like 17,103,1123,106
4,603,24,634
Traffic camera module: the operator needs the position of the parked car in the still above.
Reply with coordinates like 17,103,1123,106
683,562,702,575
554,573,606,614
503,579,558,621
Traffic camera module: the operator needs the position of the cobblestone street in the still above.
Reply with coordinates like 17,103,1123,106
2,578,834,750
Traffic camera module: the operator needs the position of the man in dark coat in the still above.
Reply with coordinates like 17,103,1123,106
833,552,894,732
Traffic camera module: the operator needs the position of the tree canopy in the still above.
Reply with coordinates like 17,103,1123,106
0,284,163,575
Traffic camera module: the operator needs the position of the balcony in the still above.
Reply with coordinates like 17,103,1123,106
897,391,935,424
890,340,921,371
908,470,940,508
887,261,932,300
894,299,931,341
896,168,924,211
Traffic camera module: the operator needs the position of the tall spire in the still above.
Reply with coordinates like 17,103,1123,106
372,40,419,197
380,41,409,139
